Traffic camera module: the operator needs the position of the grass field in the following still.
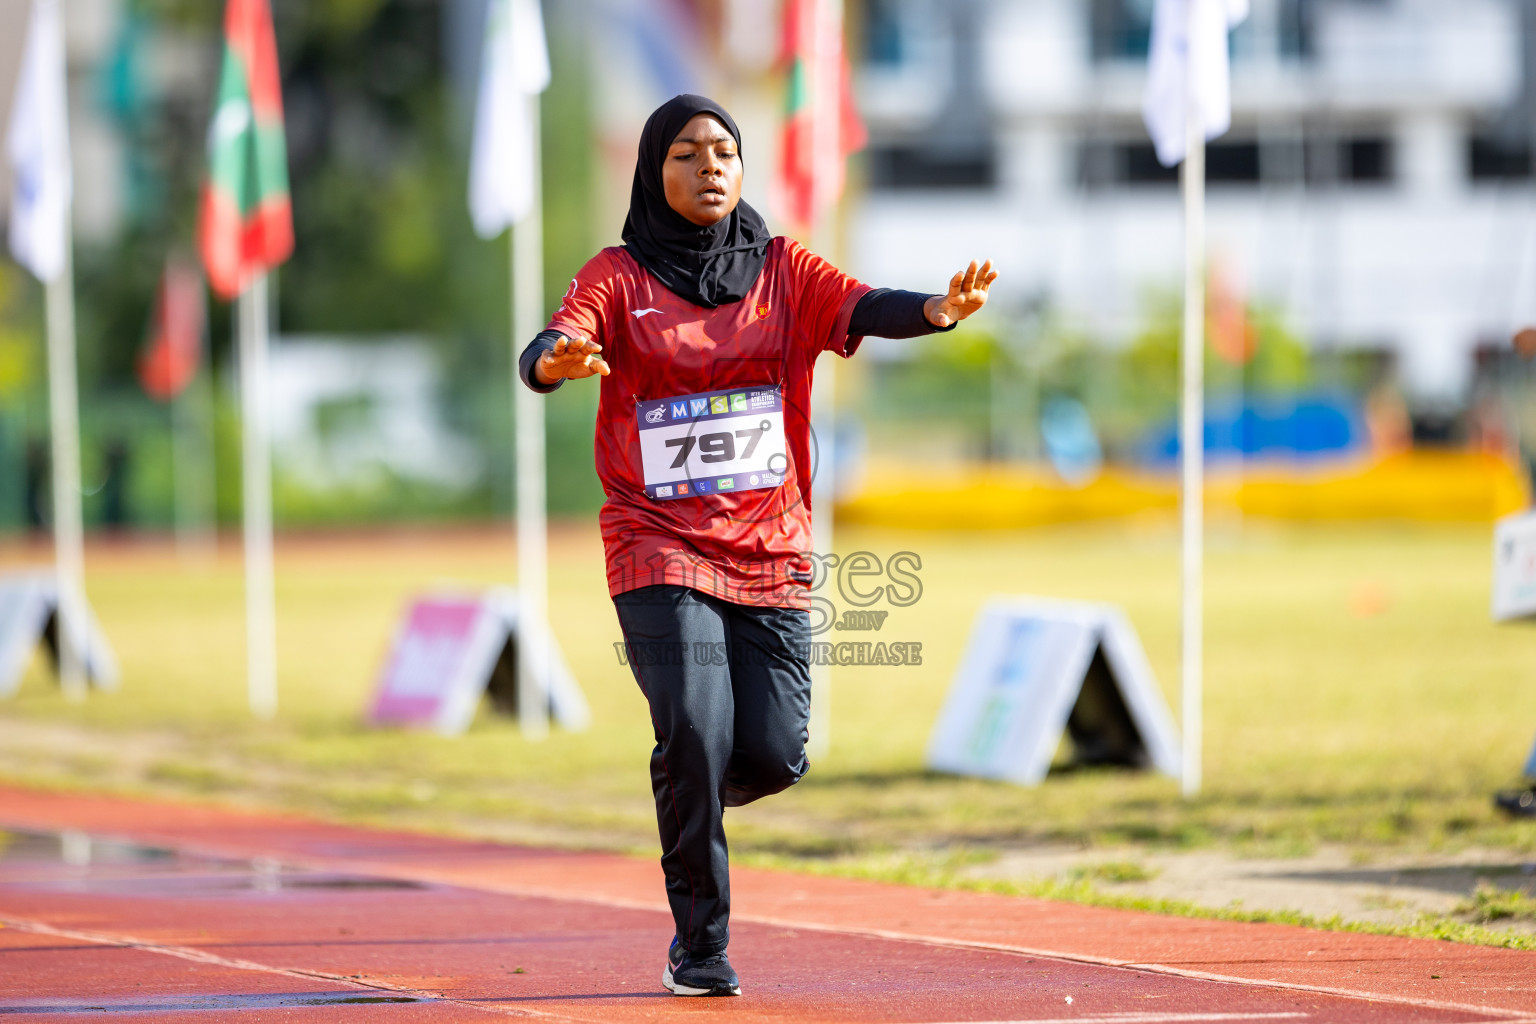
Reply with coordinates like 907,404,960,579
2,519,1535,943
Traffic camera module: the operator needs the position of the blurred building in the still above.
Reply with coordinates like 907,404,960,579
853,0,1536,405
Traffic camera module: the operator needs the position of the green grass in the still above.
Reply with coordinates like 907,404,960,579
1460,882,1536,923
3,520,1536,945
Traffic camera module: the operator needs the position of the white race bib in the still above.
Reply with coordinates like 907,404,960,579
636,386,788,501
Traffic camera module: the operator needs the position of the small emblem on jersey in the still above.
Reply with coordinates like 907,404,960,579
755,303,770,320
632,308,663,319
671,401,689,419
709,396,729,414
717,478,736,490
655,485,673,497
645,406,666,424
729,393,748,412
749,474,760,486
690,398,709,416
676,483,690,495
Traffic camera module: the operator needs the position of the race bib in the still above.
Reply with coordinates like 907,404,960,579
636,386,788,501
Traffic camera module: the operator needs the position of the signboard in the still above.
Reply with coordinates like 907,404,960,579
1492,510,1536,621
368,589,588,735
927,597,1179,785
0,571,119,698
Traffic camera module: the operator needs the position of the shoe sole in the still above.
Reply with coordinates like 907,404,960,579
662,963,741,997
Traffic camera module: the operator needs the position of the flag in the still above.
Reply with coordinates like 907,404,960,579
1143,0,1249,168
469,0,551,238
6,0,71,283
199,0,292,300
773,0,866,233
138,257,207,401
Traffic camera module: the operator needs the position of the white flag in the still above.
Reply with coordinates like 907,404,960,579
1143,0,1249,168
7,0,72,282
468,0,551,238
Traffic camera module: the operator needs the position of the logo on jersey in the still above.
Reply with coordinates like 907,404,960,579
645,406,666,424
709,396,729,414
556,278,578,314
690,398,709,416
676,483,690,495
631,308,663,319
671,402,690,419
755,303,770,320
655,485,673,497
729,393,748,412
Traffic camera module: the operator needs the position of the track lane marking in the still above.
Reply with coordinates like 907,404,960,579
7,823,1534,1023
297,866,1536,1023
919,1020,1536,1024
0,913,588,1023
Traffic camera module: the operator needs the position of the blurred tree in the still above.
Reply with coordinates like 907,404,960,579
39,0,605,529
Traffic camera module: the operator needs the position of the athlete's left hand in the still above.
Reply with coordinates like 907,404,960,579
924,259,998,328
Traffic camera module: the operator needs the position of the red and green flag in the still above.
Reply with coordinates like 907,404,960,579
773,0,865,233
137,256,206,402
198,0,292,301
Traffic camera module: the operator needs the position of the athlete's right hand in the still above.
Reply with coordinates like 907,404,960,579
535,333,610,385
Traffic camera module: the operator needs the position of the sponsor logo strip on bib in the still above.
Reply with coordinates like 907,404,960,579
636,387,788,501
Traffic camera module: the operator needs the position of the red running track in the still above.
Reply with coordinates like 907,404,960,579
0,785,1532,1023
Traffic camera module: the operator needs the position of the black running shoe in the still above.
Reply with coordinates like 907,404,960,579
661,937,741,996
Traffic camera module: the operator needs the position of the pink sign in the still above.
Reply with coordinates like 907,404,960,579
369,597,500,732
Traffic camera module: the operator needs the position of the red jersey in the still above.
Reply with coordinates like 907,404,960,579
545,237,871,608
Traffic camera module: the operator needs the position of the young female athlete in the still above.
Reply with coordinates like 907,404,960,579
519,94,997,997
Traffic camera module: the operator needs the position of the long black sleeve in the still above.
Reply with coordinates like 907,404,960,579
518,329,567,393
848,288,958,340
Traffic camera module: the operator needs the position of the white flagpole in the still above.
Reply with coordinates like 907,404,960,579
513,92,549,741
239,273,277,720
807,0,843,762
1179,0,1207,799
45,236,85,701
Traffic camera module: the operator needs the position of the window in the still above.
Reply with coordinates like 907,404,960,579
1078,140,1261,188
1343,138,1391,182
1077,135,1391,189
868,144,997,190
1089,0,1154,62
1470,134,1533,181
865,0,906,67
1092,0,1317,63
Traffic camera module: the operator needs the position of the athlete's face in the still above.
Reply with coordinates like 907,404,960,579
662,114,742,227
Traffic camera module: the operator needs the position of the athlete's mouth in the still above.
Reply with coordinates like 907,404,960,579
699,186,725,198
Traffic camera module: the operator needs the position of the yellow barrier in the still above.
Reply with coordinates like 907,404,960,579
836,451,1531,528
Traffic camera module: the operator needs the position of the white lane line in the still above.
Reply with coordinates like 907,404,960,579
0,914,586,1023
8,824,1535,1023
921,1015,1309,1024
329,868,1536,1024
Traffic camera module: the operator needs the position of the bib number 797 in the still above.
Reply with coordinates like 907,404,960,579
665,421,771,468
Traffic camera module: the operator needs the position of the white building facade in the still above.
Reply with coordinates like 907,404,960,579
853,0,1536,405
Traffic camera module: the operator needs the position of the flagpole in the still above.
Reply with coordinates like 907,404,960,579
513,91,550,741
806,0,843,763
1179,0,1207,799
45,235,86,701
239,273,277,720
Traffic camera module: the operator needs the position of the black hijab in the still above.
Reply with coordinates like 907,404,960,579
621,94,771,309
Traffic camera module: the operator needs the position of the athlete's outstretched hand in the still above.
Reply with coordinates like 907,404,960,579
924,259,998,328
535,333,610,385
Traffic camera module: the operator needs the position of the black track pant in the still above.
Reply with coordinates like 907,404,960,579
613,584,812,956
